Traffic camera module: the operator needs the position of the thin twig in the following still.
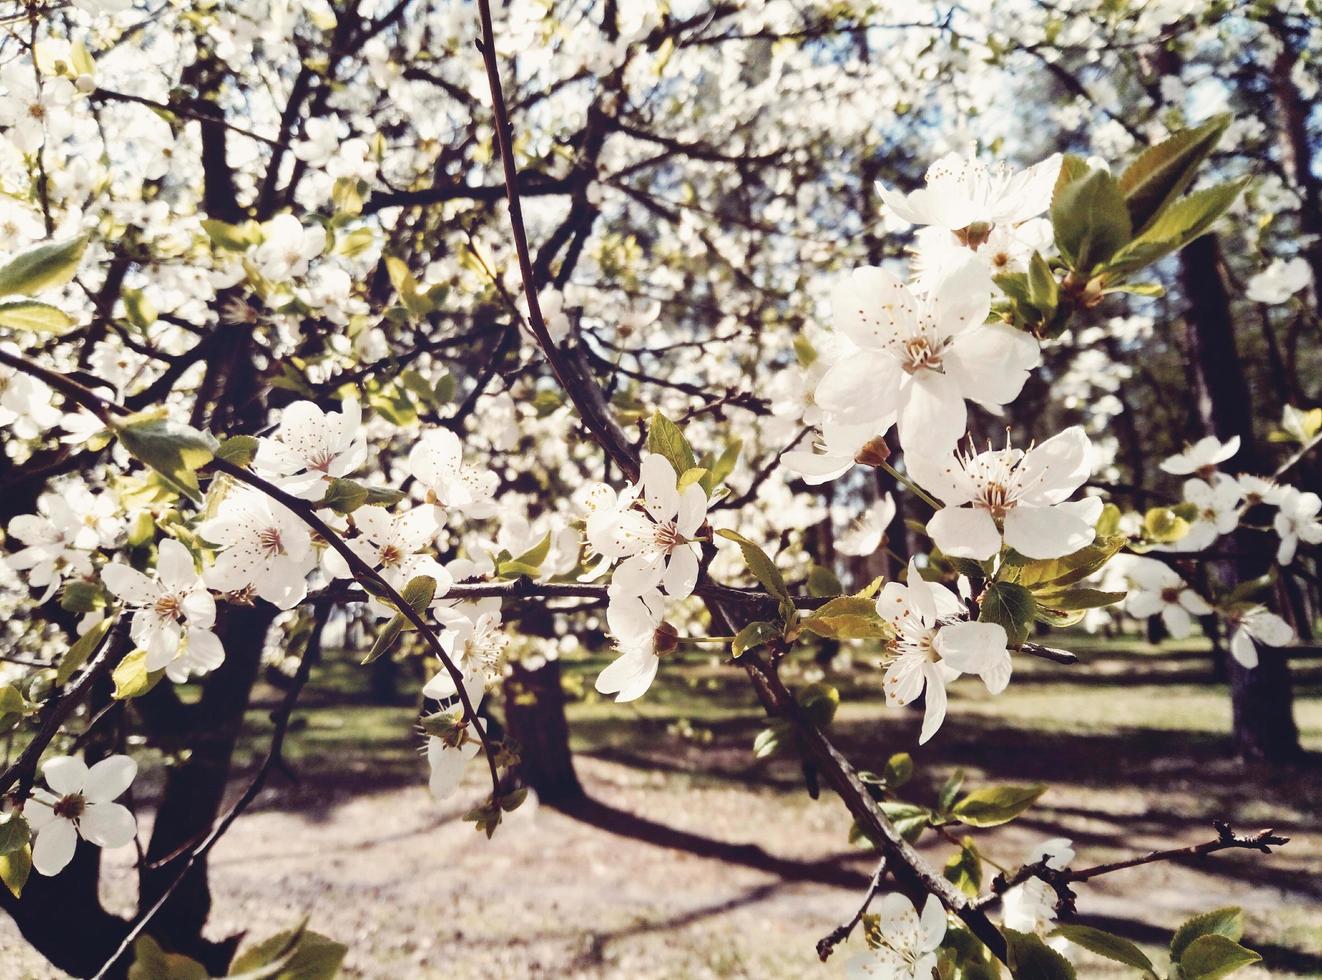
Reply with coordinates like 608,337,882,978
817,857,887,961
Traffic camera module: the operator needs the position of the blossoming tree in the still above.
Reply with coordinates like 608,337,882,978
0,0,1317,977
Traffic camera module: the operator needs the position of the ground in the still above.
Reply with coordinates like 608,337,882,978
2,635,1320,978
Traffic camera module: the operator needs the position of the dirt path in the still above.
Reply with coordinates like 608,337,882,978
3,755,1317,979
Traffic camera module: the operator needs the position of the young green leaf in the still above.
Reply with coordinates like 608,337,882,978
951,784,1045,827
1118,114,1229,234
799,596,892,640
1005,929,1077,979
1170,908,1244,959
0,813,30,857
715,528,789,602
0,235,89,297
1178,934,1261,980
1052,167,1132,273
57,616,114,686
0,300,75,333
115,412,217,505
645,410,698,476
0,845,31,899
732,620,780,657
498,531,552,578
1051,925,1155,975
978,581,1037,646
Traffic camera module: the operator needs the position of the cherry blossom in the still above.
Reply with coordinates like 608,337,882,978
1165,475,1243,552
1001,838,1076,937
326,506,450,598
1229,606,1295,669
836,494,896,558
1122,558,1212,639
815,259,1039,449
251,214,327,281
596,589,668,703
4,496,96,602
422,598,509,697
26,755,137,876
1159,435,1239,476
876,149,1062,234
408,428,500,520
253,398,367,500
907,427,1102,561
1273,487,1322,565
102,539,224,682
844,893,946,979
1245,257,1311,304
583,454,707,600
199,490,315,609
876,560,1011,743
783,418,891,486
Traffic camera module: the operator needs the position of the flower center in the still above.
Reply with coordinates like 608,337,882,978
900,335,944,373
980,481,1014,519
1161,587,1182,604
379,544,402,567
153,593,183,619
653,520,684,553
257,526,285,556
53,793,86,820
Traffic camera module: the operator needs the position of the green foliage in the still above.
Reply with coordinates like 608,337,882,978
1177,934,1261,979
0,813,30,857
1052,163,1132,273
1051,925,1156,975
715,529,790,603
645,410,698,476
0,683,30,734
806,564,843,597
1118,114,1229,234
112,649,165,699
0,235,88,297
228,919,348,979
57,616,114,685
943,836,983,897
129,937,209,980
950,784,1045,827
114,411,217,505
497,530,552,578
799,596,893,640
1170,908,1244,959
362,575,436,665
978,581,1037,646
0,844,31,899
0,300,75,333
1005,929,1077,979
215,435,260,467
731,620,780,657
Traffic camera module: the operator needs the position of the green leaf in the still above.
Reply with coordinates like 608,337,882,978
677,466,708,491
1118,114,1229,234
112,649,165,700
1034,588,1126,612
1027,252,1059,313
799,596,892,640
799,682,839,726
1051,925,1155,974
319,478,369,514
1179,935,1261,980
121,287,157,330
951,784,1045,827
228,922,347,980
937,768,965,813
498,531,552,578
1171,908,1244,959
0,300,75,333
128,935,209,980
882,752,913,788
753,721,788,759
57,617,114,686
216,435,260,467
201,219,261,252
978,581,1037,646
0,846,31,899
385,255,432,320
60,579,104,614
115,412,217,505
645,410,698,477
1109,177,1251,277
1052,166,1132,272
701,439,742,496
878,801,930,843
0,684,28,733
1005,929,1077,979
807,564,843,598
715,529,789,603
361,576,435,665
732,620,780,657
0,813,30,856
1007,535,1126,592
1144,506,1190,544
943,836,982,897
0,235,89,297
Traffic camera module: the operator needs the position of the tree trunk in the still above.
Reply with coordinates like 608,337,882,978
1179,235,1302,763
502,659,583,805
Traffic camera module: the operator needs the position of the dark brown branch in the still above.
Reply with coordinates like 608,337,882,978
817,857,887,961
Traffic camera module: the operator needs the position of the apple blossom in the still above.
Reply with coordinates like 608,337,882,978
1000,838,1076,937
1164,474,1243,552
907,427,1102,561
26,755,137,876
422,598,509,697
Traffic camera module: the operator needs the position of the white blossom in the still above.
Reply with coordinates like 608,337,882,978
253,398,367,500
1228,606,1294,669
876,149,1062,233
408,428,499,520
26,755,137,876
199,491,316,609
1123,558,1211,639
1273,487,1322,565
845,893,946,979
837,494,896,557
1159,435,1239,476
1245,257,1311,304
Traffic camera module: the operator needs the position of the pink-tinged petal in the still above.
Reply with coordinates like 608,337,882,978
32,818,78,876
101,563,159,605
927,507,1001,561
918,662,949,744
78,801,137,848
155,539,197,593
82,755,136,804
42,755,88,795
1016,427,1092,505
1230,627,1259,668
594,649,659,703
898,371,966,452
661,546,699,600
1004,501,1099,559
